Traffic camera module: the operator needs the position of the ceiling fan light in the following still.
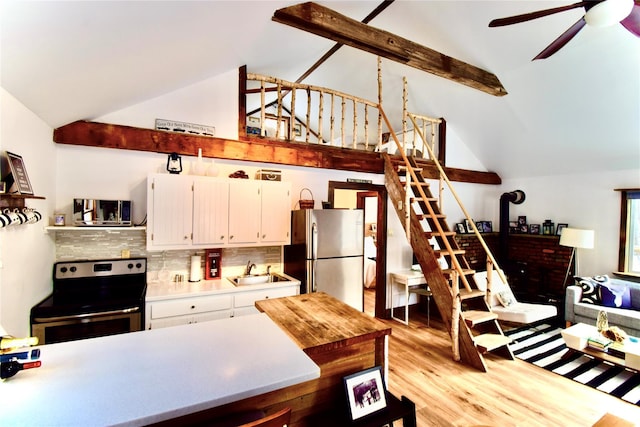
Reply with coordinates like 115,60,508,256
585,0,634,27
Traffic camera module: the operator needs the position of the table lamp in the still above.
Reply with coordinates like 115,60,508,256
560,227,595,287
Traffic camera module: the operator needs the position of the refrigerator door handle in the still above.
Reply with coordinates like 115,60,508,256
311,259,317,292
311,222,318,261
311,222,317,292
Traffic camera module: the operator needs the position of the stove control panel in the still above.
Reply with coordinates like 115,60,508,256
55,258,147,279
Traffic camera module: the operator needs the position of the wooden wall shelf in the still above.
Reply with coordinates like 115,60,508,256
0,194,46,210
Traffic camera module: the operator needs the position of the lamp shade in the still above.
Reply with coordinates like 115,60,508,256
559,228,595,249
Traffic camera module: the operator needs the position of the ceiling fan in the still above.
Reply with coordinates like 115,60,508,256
489,0,640,60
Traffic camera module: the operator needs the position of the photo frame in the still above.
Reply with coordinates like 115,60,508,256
344,366,387,420
54,214,66,227
529,224,540,235
476,221,484,233
464,219,474,233
556,223,568,236
481,221,493,233
518,216,527,226
4,151,33,195
456,223,466,234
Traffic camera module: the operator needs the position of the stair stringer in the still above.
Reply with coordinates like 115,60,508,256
384,155,488,372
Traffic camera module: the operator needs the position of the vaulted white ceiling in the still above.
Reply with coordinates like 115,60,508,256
1,1,638,179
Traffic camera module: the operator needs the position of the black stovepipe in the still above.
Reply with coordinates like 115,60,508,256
499,190,526,266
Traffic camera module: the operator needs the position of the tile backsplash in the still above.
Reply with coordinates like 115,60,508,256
52,229,284,282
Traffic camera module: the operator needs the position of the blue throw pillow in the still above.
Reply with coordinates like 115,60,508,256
575,276,602,305
600,283,632,308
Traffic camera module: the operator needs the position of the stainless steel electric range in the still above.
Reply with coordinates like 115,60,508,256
30,258,147,344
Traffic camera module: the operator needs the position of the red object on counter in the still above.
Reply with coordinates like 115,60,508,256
205,249,222,280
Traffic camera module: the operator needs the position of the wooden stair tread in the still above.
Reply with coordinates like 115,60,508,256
458,289,485,300
463,310,498,327
442,268,475,276
474,334,512,353
410,196,438,202
434,249,465,257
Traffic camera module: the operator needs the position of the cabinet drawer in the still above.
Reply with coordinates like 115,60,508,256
234,287,296,308
150,294,233,319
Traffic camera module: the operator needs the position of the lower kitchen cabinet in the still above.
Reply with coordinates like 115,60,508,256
145,284,299,330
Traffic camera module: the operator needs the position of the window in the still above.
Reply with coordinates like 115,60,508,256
618,189,640,274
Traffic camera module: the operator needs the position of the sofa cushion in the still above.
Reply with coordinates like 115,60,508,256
497,290,515,307
575,276,604,304
600,282,632,309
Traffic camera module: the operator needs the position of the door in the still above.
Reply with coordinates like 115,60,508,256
309,257,364,311
147,174,193,249
260,181,291,244
228,179,260,245
192,177,229,246
313,209,364,259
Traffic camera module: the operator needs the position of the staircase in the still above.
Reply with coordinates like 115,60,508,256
381,111,513,372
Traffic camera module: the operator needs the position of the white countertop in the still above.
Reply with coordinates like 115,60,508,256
0,313,320,426
146,274,301,301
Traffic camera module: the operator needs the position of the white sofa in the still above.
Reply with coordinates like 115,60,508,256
474,271,557,324
565,275,640,337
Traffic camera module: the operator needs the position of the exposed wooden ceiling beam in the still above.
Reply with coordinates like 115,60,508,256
52,120,501,185
272,2,507,97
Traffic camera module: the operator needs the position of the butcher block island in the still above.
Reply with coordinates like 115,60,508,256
256,292,393,423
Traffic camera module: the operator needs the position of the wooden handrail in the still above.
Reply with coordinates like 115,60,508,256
406,112,508,286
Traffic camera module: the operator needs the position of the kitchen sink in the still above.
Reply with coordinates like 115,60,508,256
230,273,292,286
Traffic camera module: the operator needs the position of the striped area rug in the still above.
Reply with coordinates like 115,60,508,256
504,324,640,406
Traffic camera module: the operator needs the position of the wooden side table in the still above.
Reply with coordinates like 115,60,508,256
306,392,416,427
390,269,431,326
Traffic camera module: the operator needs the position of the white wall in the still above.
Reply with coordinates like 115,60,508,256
502,170,640,277
0,88,56,336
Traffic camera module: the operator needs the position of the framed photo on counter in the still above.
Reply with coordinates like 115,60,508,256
344,366,387,420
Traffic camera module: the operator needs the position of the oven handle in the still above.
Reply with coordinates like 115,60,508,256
33,307,140,323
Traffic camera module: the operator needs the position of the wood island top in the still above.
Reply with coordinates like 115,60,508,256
255,292,391,356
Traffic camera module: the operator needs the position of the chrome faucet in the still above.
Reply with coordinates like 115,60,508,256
245,261,256,276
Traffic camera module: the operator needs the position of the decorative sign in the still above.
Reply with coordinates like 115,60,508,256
4,151,33,195
347,178,372,184
155,119,215,137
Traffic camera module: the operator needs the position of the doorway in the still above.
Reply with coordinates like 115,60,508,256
328,181,387,319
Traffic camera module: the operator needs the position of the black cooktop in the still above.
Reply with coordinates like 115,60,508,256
31,258,147,319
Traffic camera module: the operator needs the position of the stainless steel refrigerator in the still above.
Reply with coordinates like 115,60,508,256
284,209,364,311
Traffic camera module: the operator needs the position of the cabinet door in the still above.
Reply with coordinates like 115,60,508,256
260,181,291,245
193,178,229,246
147,174,193,249
228,180,260,245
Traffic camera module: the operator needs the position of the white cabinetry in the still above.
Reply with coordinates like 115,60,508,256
147,174,291,250
260,181,291,245
145,285,299,330
146,294,233,329
147,174,193,249
228,179,260,245
192,177,229,246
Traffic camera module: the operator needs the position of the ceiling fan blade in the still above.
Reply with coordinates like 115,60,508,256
621,2,640,37
533,17,587,60
489,1,590,27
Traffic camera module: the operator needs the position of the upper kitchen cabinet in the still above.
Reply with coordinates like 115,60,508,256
147,174,193,249
147,174,291,251
260,182,291,244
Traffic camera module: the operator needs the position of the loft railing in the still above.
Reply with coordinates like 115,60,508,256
242,62,442,160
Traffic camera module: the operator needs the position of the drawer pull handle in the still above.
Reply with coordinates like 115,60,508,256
191,305,195,309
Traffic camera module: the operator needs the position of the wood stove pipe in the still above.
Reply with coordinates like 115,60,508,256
499,190,526,265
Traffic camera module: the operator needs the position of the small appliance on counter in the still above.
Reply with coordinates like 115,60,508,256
73,199,132,226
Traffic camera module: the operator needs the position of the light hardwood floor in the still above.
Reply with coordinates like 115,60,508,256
364,289,640,426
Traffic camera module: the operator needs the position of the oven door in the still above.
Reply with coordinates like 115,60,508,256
31,308,142,345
